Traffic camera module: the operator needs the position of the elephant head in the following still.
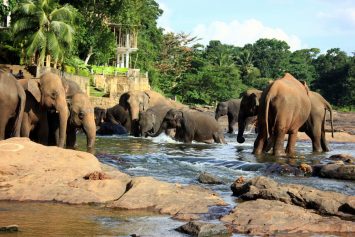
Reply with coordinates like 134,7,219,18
94,107,106,126
139,110,156,137
152,109,184,137
237,89,262,143
68,93,96,153
25,72,68,147
215,102,228,120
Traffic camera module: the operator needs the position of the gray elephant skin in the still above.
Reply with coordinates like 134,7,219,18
138,105,172,137
0,70,26,139
215,99,241,134
94,104,131,133
155,109,226,144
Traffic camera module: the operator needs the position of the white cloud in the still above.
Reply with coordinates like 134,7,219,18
317,8,355,31
192,19,303,51
156,1,174,33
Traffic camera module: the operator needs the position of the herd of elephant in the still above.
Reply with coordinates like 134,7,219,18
0,69,334,157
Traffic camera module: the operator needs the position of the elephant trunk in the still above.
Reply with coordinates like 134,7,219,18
83,115,96,154
237,113,246,143
56,101,68,148
14,82,26,137
215,112,220,121
150,120,167,137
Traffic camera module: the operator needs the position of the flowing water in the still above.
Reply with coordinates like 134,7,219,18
1,131,354,236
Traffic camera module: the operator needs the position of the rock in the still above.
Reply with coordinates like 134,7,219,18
0,138,226,220
221,199,355,236
328,154,355,164
231,176,355,220
231,176,248,196
198,172,223,184
299,163,312,174
0,225,19,233
262,163,305,176
176,221,231,237
318,163,355,180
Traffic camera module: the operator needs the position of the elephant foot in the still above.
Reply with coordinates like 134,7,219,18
273,149,287,157
237,136,245,143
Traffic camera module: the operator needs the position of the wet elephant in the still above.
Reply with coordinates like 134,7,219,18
0,70,26,139
138,105,172,137
155,109,226,144
94,104,131,133
119,90,187,136
66,93,96,154
20,72,68,147
237,89,262,144
215,99,241,134
299,91,334,152
254,73,311,156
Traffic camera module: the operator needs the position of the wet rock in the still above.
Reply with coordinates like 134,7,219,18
198,172,223,184
328,154,355,164
176,221,231,237
312,154,355,180
0,138,226,219
262,163,306,176
0,225,19,233
231,176,355,220
221,199,355,236
230,176,247,196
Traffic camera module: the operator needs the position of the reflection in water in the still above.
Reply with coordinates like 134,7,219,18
2,132,354,236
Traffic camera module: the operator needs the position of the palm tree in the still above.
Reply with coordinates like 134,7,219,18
13,0,75,67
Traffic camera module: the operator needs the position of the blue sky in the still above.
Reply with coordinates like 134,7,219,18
157,0,355,54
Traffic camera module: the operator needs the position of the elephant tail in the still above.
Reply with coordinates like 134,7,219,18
325,101,334,138
264,93,271,139
13,82,26,137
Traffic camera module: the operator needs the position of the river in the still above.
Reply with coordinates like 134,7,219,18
1,131,354,236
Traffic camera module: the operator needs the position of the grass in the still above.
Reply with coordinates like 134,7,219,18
89,85,107,97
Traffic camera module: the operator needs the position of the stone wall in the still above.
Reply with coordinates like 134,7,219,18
89,97,117,109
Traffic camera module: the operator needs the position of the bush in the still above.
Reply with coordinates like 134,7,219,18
91,65,128,75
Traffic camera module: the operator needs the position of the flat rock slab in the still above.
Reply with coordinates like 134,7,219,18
221,199,355,236
0,138,226,220
176,221,231,237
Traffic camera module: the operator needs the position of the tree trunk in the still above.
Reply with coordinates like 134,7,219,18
46,55,51,67
84,46,93,65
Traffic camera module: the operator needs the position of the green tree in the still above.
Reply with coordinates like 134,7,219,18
313,48,350,106
288,48,320,86
13,0,76,67
251,38,291,78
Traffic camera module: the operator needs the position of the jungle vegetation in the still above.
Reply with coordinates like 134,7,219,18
0,0,354,109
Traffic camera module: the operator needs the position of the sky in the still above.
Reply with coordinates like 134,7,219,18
156,0,355,54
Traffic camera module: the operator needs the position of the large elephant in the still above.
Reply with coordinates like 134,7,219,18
237,89,262,143
155,109,225,144
0,70,26,139
138,105,172,137
299,91,334,152
215,99,241,133
66,92,96,153
119,90,186,136
20,72,68,147
254,73,311,156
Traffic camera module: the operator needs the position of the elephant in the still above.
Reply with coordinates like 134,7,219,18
299,91,334,152
254,73,311,156
94,104,131,133
66,92,96,154
154,108,226,144
237,89,262,144
138,105,172,137
96,122,128,135
0,70,26,140
119,90,187,136
215,99,241,133
20,72,68,147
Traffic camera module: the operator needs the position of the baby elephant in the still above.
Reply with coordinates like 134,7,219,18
156,109,225,144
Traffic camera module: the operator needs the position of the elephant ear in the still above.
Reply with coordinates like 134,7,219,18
251,93,259,107
24,79,42,103
174,110,184,128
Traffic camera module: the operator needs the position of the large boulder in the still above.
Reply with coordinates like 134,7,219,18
312,154,355,180
0,138,226,220
230,176,354,219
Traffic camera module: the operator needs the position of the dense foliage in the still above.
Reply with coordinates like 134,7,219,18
0,0,354,108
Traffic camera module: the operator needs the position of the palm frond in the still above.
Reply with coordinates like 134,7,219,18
50,21,74,44
15,1,37,15
26,29,46,56
47,31,60,60
50,5,76,23
13,17,37,34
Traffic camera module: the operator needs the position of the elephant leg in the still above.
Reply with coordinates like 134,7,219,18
213,132,226,144
227,115,235,133
38,113,49,145
320,130,330,152
285,131,297,156
253,133,266,155
273,129,287,157
0,111,11,140
66,126,77,150
311,122,323,152
21,113,31,138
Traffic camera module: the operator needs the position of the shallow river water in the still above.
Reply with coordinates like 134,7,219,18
1,131,354,236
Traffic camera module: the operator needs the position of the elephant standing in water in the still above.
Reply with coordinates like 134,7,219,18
138,105,172,137
299,91,334,152
254,73,311,156
94,104,131,132
155,109,225,144
237,89,262,144
0,70,26,139
215,99,241,133
20,72,68,147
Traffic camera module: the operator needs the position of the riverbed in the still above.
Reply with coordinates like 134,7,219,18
1,132,354,236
